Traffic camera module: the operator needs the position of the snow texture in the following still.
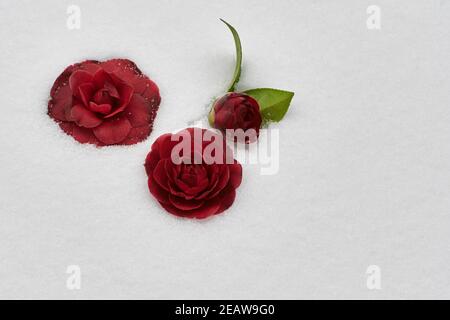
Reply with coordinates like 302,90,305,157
0,0,449,299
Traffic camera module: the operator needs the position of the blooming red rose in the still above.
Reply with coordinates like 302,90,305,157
210,92,262,143
48,59,160,146
145,128,242,219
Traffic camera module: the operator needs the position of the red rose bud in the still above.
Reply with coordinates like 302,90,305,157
209,92,262,144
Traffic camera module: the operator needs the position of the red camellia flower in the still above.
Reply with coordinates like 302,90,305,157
145,128,242,219
210,92,262,143
48,59,160,146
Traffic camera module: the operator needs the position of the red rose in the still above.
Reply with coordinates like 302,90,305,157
48,59,160,146
145,128,242,219
210,92,262,143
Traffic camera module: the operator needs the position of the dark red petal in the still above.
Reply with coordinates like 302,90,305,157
228,162,242,189
189,200,222,219
100,58,160,110
64,102,75,121
157,133,178,159
89,102,112,115
174,175,209,196
145,150,161,176
169,194,205,211
104,80,120,99
77,60,102,74
126,94,150,127
121,125,152,145
50,67,75,98
215,188,236,215
92,68,110,89
92,117,132,145
214,108,236,129
167,179,194,200
48,84,72,121
59,122,73,135
49,60,99,98
71,104,103,128
151,133,171,153
153,159,170,191
134,77,161,102
100,59,141,84
148,175,169,204
119,83,134,105
104,83,134,118
78,83,95,107
72,125,98,144
206,166,230,199
160,199,221,219
194,184,235,218
69,70,93,99
196,166,221,200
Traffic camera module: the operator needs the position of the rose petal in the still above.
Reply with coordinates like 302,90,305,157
195,166,220,200
158,133,178,159
174,172,209,196
93,117,132,145
215,188,236,215
69,70,93,99
121,125,152,145
77,60,102,74
214,109,236,129
148,175,169,204
78,83,95,107
126,94,150,127
104,80,120,99
89,102,112,115
100,58,160,106
140,79,160,101
160,199,221,219
59,122,73,136
151,133,170,153
145,150,161,177
100,59,141,83
169,194,205,211
104,83,134,118
167,179,194,200
206,166,230,200
50,67,75,98
50,60,99,97
118,83,134,105
153,159,170,191
48,84,72,121
92,68,110,89
228,162,242,189
72,125,98,144
70,104,103,128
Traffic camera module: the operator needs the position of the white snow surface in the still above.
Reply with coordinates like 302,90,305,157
0,0,449,299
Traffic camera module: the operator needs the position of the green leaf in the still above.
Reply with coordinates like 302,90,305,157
244,88,294,122
220,19,242,92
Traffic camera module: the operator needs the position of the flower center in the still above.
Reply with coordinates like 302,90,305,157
93,89,113,105
179,164,207,186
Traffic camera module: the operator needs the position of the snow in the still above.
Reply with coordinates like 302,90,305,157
1,0,450,299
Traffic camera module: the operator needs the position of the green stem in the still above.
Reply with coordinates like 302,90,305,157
220,19,242,92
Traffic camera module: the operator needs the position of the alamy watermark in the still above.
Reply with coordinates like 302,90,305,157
366,265,381,290
66,265,81,290
66,5,81,30
366,5,381,30
169,127,279,175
